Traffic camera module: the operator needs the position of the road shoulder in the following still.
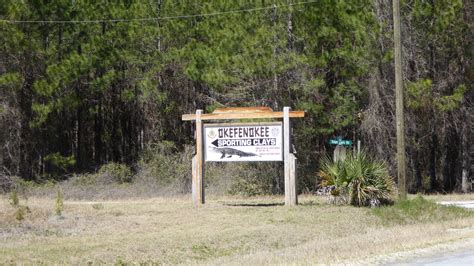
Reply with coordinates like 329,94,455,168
352,233,474,265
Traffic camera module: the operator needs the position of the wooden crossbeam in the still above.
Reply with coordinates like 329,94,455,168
212,107,273,113
182,110,305,121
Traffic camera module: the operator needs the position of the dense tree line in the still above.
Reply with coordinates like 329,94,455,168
0,0,472,193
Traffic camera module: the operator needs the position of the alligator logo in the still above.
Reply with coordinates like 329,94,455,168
210,147,258,159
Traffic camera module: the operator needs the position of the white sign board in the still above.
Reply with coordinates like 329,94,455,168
204,122,283,162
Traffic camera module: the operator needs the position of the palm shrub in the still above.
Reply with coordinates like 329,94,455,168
318,151,397,206
319,159,350,201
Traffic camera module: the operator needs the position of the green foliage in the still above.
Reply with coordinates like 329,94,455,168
15,179,37,191
136,143,192,190
92,203,104,210
8,190,29,221
293,0,375,138
228,175,271,197
226,163,275,197
115,257,127,266
55,189,64,216
406,79,433,110
318,151,397,206
30,103,54,127
372,195,474,225
0,72,22,88
319,159,350,189
71,174,98,186
44,153,76,171
98,163,133,184
9,189,19,206
410,0,464,35
191,243,220,260
407,80,466,112
434,85,466,112
69,163,133,187
0,0,469,196
400,0,469,193
15,207,25,222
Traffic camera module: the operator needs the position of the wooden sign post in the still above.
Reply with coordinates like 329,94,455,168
192,110,204,205
183,107,304,206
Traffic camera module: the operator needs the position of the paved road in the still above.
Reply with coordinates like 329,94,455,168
437,201,474,209
397,250,474,265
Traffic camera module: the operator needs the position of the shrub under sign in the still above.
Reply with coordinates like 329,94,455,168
182,107,304,206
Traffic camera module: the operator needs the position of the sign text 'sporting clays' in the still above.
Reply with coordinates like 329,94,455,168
204,122,283,162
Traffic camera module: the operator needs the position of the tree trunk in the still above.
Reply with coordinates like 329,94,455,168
429,126,438,191
76,96,82,170
94,97,103,165
19,75,34,180
460,103,470,192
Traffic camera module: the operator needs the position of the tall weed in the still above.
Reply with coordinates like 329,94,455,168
55,189,64,216
9,189,19,206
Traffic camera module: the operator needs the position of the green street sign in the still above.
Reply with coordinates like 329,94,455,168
329,138,352,146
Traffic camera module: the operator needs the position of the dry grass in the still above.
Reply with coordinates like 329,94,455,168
0,194,473,264
420,193,474,201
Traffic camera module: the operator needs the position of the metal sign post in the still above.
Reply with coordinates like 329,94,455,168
329,136,353,162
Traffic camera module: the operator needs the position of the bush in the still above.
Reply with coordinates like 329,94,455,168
318,151,397,206
8,189,30,222
70,173,98,186
226,163,275,196
97,162,133,184
0,174,16,193
135,142,193,193
68,163,133,187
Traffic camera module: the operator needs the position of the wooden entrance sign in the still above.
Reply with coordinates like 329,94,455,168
182,107,304,206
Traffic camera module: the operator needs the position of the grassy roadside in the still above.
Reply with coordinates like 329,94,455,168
0,194,473,264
